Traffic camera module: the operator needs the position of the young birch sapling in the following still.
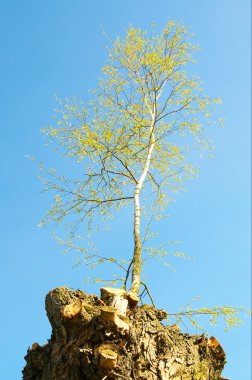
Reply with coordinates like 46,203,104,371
41,22,223,316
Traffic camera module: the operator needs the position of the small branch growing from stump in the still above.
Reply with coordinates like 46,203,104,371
140,281,155,307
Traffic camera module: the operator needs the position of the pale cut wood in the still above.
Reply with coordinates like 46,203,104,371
99,349,118,369
100,287,126,297
101,305,129,330
127,292,139,308
61,298,82,319
95,343,118,370
100,287,139,316
100,287,128,316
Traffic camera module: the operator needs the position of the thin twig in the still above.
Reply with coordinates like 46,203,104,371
140,281,155,307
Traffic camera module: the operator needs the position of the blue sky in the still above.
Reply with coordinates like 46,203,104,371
0,1,251,378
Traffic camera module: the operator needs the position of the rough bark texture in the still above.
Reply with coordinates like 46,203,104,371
23,287,226,380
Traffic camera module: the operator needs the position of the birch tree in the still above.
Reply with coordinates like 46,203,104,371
41,21,221,300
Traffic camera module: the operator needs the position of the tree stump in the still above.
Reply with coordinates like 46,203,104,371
23,287,226,379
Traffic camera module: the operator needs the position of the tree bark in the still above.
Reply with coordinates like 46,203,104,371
23,287,226,380
130,127,156,295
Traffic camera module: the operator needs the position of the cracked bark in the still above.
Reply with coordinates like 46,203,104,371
23,287,226,380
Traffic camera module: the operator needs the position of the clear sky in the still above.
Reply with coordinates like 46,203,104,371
0,1,251,379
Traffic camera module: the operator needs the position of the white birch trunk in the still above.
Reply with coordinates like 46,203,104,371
130,111,156,295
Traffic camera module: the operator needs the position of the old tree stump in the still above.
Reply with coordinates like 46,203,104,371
23,287,226,379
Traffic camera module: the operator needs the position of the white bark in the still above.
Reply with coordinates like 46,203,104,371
130,109,156,294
